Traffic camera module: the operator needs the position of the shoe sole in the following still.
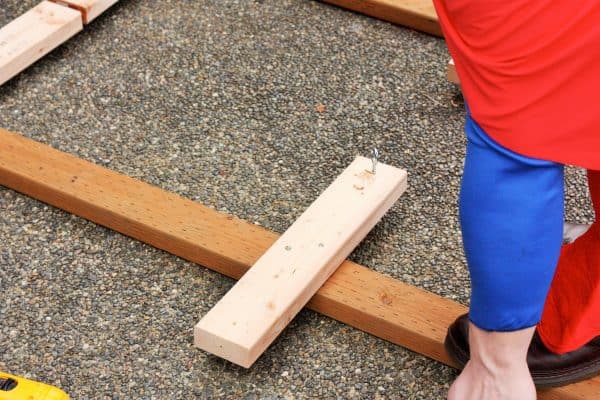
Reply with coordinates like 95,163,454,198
444,326,469,370
444,327,600,389
532,358,600,389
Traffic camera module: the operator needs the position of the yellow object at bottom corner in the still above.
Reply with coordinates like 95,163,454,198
0,372,69,400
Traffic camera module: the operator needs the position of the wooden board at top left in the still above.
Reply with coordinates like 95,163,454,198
50,0,119,24
0,1,83,86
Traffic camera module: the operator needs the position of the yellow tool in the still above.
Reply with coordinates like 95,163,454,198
0,372,69,400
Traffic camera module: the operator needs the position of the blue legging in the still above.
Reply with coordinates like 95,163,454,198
461,110,565,331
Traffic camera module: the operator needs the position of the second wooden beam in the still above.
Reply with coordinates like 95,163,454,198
320,0,442,37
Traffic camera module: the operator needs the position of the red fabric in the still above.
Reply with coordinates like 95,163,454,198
538,170,600,353
433,0,600,169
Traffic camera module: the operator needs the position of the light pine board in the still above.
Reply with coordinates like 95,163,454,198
0,1,83,86
195,157,407,367
50,0,118,24
0,128,595,399
320,0,441,37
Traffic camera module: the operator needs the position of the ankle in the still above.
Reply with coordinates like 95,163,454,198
468,353,529,380
468,322,534,372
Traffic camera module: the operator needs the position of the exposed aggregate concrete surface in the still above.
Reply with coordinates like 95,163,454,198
0,1,593,399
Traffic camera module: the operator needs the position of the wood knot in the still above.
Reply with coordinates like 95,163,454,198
380,293,392,306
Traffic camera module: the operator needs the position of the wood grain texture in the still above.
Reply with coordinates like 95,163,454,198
0,127,595,399
447,58,459,84
195,157,407,367
50,0,118,24
0,1,83,86
320,0,441,37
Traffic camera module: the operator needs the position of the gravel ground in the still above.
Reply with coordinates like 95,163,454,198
0,1,594,399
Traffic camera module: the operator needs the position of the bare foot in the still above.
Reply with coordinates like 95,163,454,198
448,359,536,400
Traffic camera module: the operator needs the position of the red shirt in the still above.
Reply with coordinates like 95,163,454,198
433,0,600,169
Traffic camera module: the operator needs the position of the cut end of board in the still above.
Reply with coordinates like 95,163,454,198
194,321,254,368
447,59,459,85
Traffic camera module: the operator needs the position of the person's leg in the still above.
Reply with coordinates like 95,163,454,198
460,111,564,331
538,169,600,353
449,111,564,399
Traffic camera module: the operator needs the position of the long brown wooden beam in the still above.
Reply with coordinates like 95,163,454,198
0,127,593,399
319,0,442,37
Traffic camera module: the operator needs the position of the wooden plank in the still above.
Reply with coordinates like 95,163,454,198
50,0,118,24
0,127,595,399
320,0,441,37
447,58,459,84
195,157,407,367
0,1,83,86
